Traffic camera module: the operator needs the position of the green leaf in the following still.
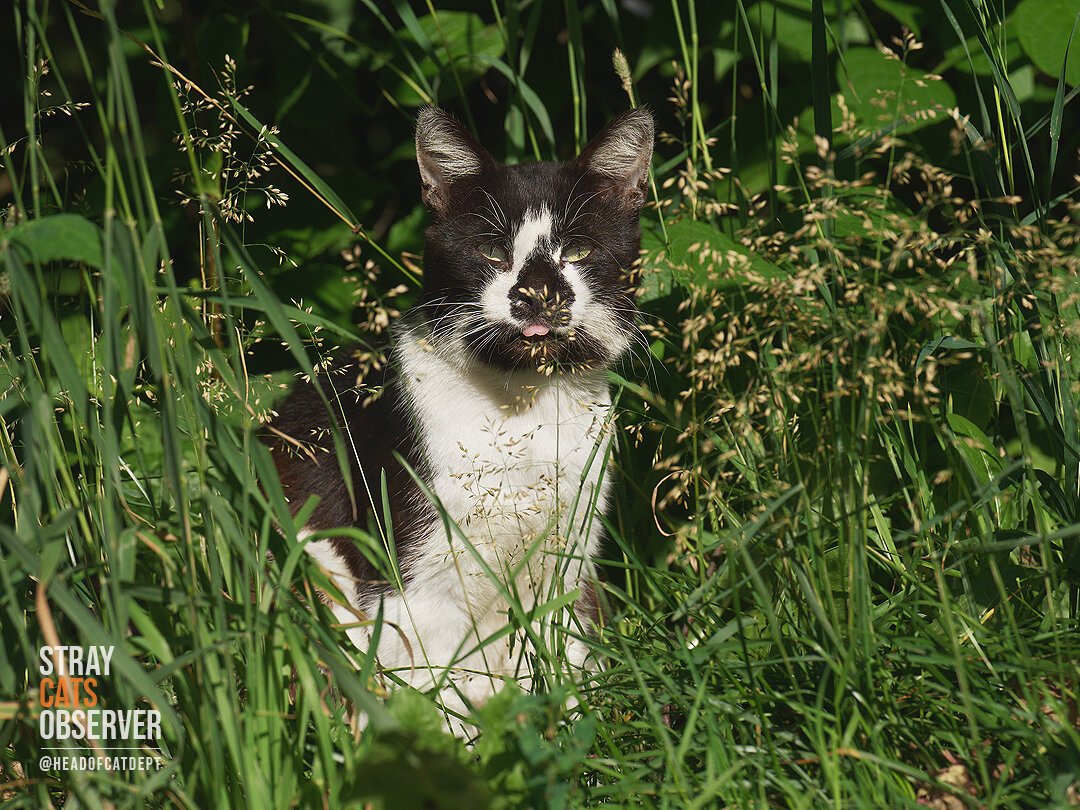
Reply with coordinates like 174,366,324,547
836,47,958,136
1015,0,1080,87
747,2,819,62
1048,11,1079,197
829,187,917,239
871,0,924,33
474,54,554,145
746,2,868,62
1034,469,1078,522
345,730,491,809
946,411,1002,488
3,213,104,268
915,335,986,373
391,11,505,106
943,34,1023,76
811,0,833,146
646,219,786,295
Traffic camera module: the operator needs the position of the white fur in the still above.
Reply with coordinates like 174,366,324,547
415,110,484,184
298,529,370,650
585,115,653,187
480,267,517,325
481,207,622,351
510,207,554,276
481,208,557,326
303,316,613,735
559,261,626,352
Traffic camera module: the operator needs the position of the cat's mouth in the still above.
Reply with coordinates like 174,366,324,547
518,321,574,347
460,319,608,372
521,323,550,338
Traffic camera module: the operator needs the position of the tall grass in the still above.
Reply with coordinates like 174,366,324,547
2,1,1079,807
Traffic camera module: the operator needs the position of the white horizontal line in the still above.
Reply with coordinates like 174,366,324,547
41,747,158,751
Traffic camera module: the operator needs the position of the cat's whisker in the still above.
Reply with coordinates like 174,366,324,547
564,190,603,230
479,187,508,229
559,173,589,226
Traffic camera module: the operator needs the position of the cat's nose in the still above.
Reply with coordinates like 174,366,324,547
510,282,573,327
509,262,575,326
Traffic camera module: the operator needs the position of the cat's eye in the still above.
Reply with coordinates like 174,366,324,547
479,243,509,266
560,243,592,263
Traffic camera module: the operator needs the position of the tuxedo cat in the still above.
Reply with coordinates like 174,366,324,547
266,106,653,733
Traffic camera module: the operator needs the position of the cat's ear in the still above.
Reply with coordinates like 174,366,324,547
577,107,654,206
415,107,492,212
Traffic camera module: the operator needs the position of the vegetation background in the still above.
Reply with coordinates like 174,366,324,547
1,0,1079,807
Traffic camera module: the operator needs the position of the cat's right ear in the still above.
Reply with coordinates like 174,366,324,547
577,107,654,206
415,107,492,212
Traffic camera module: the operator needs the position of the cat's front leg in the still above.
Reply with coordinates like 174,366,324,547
371,587,517,735
552,549,604,721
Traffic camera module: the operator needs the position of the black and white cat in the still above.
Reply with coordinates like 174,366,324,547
266,106,653,732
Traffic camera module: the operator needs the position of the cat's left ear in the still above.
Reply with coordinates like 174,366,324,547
415,106,493,213
577,107,654,206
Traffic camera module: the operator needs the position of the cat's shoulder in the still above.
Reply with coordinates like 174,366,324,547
263,338,404,458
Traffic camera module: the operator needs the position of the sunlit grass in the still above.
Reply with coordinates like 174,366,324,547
1,1,1078,808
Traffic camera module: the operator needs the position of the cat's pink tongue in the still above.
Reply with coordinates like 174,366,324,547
522,323,550,338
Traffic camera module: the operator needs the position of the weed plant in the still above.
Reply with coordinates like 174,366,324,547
1,1,1078,807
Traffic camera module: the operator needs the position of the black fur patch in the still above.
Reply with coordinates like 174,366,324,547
264,351,433,601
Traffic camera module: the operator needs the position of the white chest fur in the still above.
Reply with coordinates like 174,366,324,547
332,322,614,716
403,337,611,561
396,323,613,584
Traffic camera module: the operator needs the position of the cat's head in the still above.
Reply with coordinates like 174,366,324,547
414,106,653,374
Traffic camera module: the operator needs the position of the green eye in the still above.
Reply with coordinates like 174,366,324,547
479,244,509,265
561,243,592,263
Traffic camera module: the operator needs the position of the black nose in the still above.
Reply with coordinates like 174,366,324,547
510,262,574,325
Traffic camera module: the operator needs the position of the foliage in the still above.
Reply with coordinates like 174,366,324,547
1,0,1079,807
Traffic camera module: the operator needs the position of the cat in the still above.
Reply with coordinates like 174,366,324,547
265,106,653,734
